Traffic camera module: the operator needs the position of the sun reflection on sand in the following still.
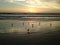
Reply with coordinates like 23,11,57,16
0,20,60,33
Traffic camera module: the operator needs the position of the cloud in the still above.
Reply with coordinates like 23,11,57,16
24,0,60,9
0,0,60,9
41,0,60,4
0,0,27,8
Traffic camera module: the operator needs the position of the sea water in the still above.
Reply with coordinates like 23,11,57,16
0,14,60,45
0,14,60,34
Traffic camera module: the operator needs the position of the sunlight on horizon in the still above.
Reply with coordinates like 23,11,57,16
26,8,43,13
0,0,60,13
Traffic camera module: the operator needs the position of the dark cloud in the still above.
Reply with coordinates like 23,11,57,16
56,0,60,4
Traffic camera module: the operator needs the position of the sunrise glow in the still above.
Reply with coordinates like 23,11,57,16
26,8,37,13
0,0,60,13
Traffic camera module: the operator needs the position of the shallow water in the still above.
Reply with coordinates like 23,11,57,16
0,19,60,45
0,20,60,34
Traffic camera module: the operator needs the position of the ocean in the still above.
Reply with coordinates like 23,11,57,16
0,14,60,45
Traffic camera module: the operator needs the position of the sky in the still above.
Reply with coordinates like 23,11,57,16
0,0,60,13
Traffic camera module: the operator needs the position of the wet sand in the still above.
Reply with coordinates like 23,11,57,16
0,20,60,45
0,30,60,45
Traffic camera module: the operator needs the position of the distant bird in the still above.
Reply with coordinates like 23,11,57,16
50,23,52,27
32,24,34,28
11,23,13,27
27,29,30,34
39,22,40,26
22,22,24,26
